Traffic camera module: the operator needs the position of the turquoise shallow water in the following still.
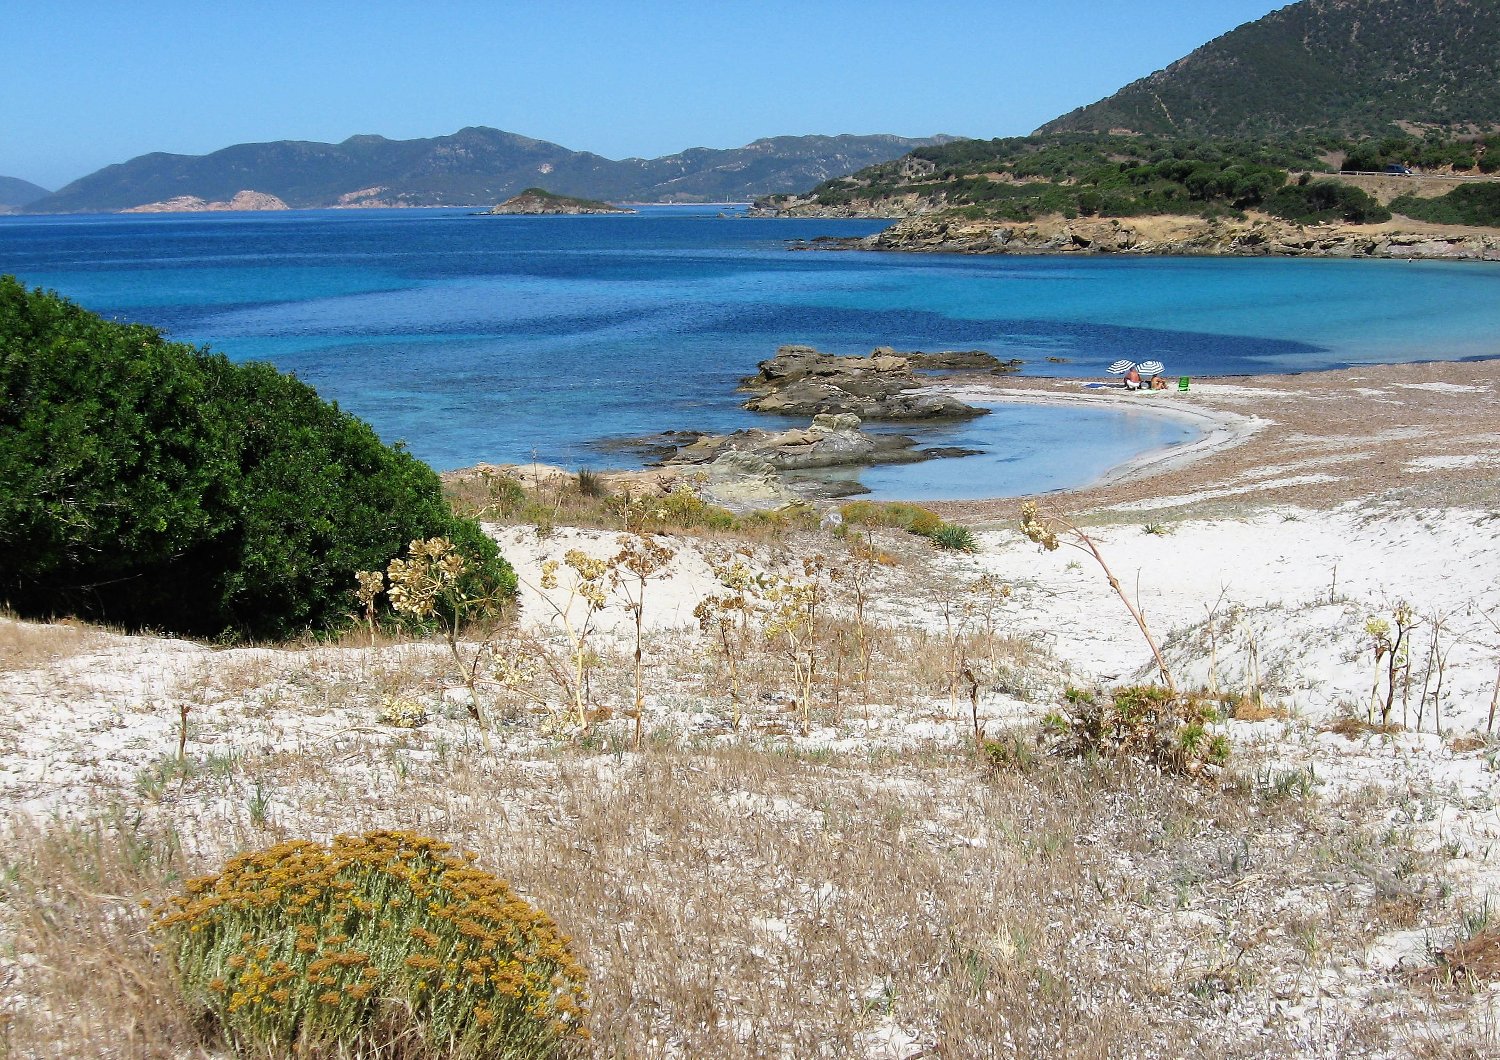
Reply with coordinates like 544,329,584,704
3,206,1497,498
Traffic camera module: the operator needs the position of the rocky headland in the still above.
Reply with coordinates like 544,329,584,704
738,345,1018,420
121,190,289,213
483,188,635,216
795,212,1500,261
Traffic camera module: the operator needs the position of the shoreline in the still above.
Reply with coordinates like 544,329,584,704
924,380,1265,496
453,357,1500,517
923,357,1500,521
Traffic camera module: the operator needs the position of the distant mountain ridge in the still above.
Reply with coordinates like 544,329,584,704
1039,0,1500,138
25,128,957,213
0,176,51,211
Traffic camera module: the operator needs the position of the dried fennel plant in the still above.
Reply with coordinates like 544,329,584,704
357,537,506,751
1020,501,1176,693
533,550,613,730
611,532,677,749
694,555,766,731
763,557,833,737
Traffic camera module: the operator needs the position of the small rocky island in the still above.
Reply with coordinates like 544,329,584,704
483,188,635,216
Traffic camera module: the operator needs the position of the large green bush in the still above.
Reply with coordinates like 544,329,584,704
1263,181,1392,225
1392,183,1500,228
0,276,514,638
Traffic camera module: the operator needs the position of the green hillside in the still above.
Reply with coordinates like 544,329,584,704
765,134,1343,222
1040,0,1500,138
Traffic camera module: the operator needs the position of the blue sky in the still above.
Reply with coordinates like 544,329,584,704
4,0,1289,190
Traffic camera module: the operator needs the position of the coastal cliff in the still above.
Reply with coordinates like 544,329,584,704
819,213,1500,261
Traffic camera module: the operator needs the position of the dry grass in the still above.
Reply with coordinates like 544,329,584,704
0,731,1471,1059
1322,712,1407,739
0,615,108,672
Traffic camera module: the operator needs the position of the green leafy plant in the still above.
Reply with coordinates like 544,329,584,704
1264,181,1391,225
1044,684,1230,776
840,500,977,551
929,523,978,552
151,830,589,1058
1392,183,1500,227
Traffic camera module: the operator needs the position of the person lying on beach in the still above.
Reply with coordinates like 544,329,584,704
1150,374,1168,390
1124,367,1143,391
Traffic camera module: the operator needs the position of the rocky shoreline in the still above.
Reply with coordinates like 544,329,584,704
789,213,1500,261
575,345,1031,508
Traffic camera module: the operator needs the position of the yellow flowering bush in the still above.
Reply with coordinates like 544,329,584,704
151,830,589,1058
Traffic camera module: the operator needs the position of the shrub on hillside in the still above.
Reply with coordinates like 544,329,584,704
0,277,513,638
1392,184,1500,228
1263,181,1392,225
151,831,589,1058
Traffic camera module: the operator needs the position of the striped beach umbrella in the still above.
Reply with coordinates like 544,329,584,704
1107,360,1136,375
1137,359,1165,376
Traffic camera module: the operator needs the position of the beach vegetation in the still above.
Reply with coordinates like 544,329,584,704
0,277,513,640
839,499,978,551
358,536,513,749
610,532,678,748
1043,684,1230,776
443,467,818,541
150,830,589,1058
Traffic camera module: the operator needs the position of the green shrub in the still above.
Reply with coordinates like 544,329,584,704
1264,181,1392,224
1044,684,1230,776
0,277,513,638
928,523,978,552
840,500,978,551
1392,184,1500,227
980,731,1037,774
151,830,589,1059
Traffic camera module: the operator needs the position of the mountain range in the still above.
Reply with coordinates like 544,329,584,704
1040,0,1500,138
0,176,51,212
23,129,955,214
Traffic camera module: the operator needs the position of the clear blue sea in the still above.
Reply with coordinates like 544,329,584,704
3,205,1498,499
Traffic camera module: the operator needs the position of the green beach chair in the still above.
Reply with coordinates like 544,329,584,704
1177,376,1190,392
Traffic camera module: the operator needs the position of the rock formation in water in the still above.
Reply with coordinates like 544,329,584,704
737,346,1008,420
